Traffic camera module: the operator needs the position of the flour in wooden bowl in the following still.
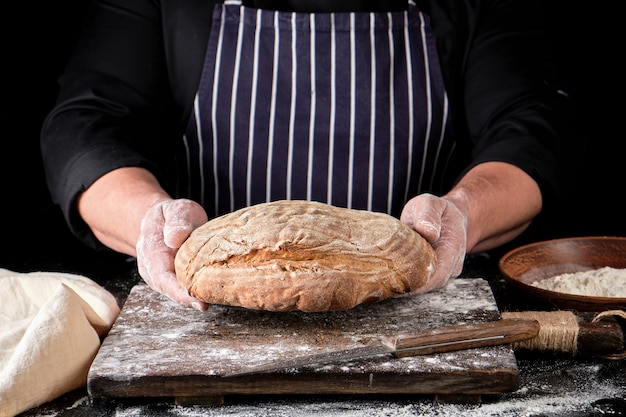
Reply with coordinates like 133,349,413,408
531,266,626,297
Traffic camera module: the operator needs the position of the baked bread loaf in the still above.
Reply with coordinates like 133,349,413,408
175,200,436,312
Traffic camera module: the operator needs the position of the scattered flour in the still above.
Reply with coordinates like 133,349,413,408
530,266,626,297
102,367,623,417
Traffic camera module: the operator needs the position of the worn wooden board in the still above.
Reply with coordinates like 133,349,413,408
88,278,520,402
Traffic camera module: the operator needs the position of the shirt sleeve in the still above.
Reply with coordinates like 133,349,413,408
40,0,209,248
445,0,582,210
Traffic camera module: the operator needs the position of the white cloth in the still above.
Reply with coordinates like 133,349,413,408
0,268,120,417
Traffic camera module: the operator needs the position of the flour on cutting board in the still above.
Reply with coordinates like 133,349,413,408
27,277,625,416
89,277,509,381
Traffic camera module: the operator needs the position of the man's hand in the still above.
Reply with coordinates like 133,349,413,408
400,193,467,294
136,198,209,310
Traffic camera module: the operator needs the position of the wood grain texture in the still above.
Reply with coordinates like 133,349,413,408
88,278,520,401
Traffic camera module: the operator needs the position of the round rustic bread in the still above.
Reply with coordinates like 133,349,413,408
175,200,436,312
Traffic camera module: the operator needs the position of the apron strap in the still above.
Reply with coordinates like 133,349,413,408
235,1,414,12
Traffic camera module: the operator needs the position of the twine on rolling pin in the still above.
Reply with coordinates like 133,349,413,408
502,311,579,354
502,310,626,360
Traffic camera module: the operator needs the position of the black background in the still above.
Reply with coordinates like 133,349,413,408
1,1,623,271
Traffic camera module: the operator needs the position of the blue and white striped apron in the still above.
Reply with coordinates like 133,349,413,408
180,0,455,219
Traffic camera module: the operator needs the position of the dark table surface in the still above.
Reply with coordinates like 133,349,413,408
8,250,626,417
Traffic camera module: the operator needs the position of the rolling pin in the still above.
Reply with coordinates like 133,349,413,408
501,310,625,358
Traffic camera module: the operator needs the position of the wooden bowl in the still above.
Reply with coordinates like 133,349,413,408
498,236,626,311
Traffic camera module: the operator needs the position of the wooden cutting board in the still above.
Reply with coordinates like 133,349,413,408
88,278,520,404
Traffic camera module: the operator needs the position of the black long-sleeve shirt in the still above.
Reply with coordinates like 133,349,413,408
41,0,580,248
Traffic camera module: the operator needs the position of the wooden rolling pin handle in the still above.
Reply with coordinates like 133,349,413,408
575,313,624,354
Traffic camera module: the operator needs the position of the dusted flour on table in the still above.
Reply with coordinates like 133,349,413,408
531,266,626,297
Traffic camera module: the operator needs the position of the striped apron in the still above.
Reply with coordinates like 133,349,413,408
180,0,455,219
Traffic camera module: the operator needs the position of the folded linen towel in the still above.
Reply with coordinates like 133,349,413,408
0,269,120,417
